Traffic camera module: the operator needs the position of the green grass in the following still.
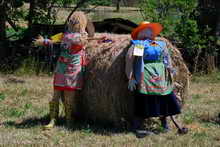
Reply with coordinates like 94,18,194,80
50,6,142,24
17,5,143,26
191,71,220,83
88,7,143,24
0,93,6,101
0,72,220,146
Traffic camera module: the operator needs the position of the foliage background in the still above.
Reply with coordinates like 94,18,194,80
0,0,219,73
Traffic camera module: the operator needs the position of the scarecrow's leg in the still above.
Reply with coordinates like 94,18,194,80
132,117,143,131
160,116,170,132
64,91,76,128
44,90,61,129
133,117,155,138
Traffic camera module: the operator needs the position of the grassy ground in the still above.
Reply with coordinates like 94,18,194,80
0,72,220,146
15,5,142,28
55,6,143,24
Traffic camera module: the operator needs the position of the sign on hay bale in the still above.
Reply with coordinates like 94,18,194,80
80,33,190,126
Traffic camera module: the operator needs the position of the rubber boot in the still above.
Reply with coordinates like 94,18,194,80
160,117,170,132
65,103,74,128
64,91,77,129
44,101,59,129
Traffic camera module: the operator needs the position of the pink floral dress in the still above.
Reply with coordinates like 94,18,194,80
53,32,86,91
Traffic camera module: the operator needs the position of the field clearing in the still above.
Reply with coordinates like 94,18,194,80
14,5,143,28
52,5,143,23
0,72,220,146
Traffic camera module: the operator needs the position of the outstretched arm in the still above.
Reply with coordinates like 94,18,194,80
34,33,64,46
125,44,135,80
125,44,138,91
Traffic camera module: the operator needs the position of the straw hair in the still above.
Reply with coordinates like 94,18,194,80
67,11,88,33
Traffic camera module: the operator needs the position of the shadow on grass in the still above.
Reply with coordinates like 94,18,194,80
199,113,220,126
2,115,50,128
4,77,26,84
1,116,174,136
1,115,132,136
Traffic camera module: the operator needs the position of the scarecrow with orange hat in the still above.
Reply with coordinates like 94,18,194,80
34,11,92,129
126,22,187,137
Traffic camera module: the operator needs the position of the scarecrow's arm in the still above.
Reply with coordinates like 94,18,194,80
125,44,135,80
33,33,64,46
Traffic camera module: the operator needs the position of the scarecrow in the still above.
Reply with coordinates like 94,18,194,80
126,21,188,137
34,11,93,129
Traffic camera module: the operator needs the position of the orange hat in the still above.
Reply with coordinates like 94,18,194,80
131,22,163,40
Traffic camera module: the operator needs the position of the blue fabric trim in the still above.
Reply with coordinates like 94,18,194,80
134,57,144,83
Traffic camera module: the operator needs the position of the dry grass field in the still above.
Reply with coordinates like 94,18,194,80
18,4,143,27
49,5,143,24
0,72,220,146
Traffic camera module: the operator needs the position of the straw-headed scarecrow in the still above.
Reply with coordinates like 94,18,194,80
34,11,92,129
126,22,188,137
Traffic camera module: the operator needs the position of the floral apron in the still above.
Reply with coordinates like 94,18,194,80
53,33,86,91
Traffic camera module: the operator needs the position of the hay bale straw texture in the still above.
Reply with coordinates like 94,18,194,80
81,33,190,126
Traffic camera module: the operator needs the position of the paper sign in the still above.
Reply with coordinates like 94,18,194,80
133,44,144,56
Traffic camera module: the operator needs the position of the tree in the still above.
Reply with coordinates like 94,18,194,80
0,1,6,42
0,3,6,41
0,1,7,59
0,0,24,58
116,0,122,12
27,0,37,37
199,0,220,41
197,0,220,72
139,0,218,72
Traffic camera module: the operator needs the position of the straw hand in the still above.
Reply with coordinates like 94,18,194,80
128,79,137,91
33,35,45,46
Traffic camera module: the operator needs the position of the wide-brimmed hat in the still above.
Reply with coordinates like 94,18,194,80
131,22,163,40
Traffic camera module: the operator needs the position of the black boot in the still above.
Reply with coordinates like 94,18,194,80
132,118,154,138
160,117,170,132
132,118,142,131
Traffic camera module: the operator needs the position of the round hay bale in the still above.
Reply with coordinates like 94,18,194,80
81,33,190,126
